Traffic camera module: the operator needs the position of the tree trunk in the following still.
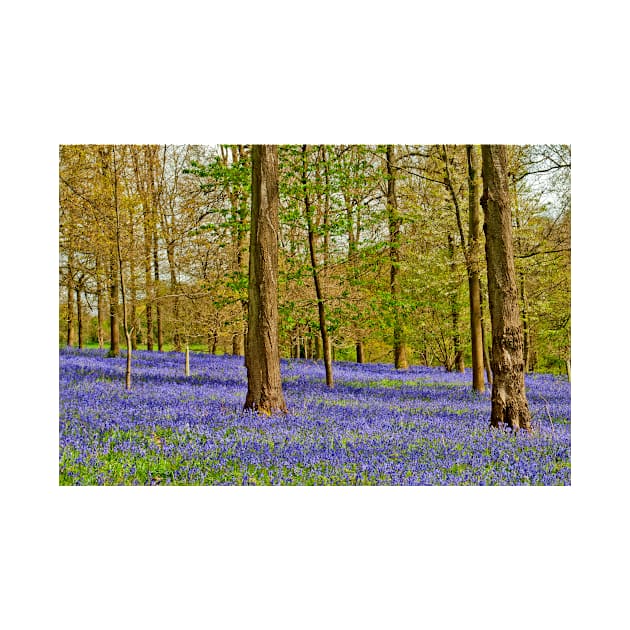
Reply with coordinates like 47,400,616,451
244,145,287,414
232,332,244,356
314,333,321,360
386,145,408,369
185,343,190,376
520,272,530,371
209,330,218,354
75,286,83,349
107,253,120,357
153,222,163,351
231,145,248,358
130,262,139,351
479,277,493,387
356,341,364,364
481,145,531,431
66,268,75,347
166,242,181,352
135,145,155,351
302,145,334,387
112,147,132,389
448,234,465,373
466,145,486,392
96,255,106,349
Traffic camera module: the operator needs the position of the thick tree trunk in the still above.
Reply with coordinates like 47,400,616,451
244,145,287,414
481,145,531,431
466,145,486,392
386,145,408,369
302,145,334,387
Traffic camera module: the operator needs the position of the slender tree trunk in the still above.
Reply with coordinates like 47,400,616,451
448,234,465,372
166,242,181,352
153,223,163,351
302,145,334,387
231,145,248,357
75,286,83,349
66,267,75,347
185,343,190,376
209,330,218,354
96,256,106,349
481,145,531,431
520,272,530,371
478,277,493,387
321,146,331,268
314,333,321,360
107,253,120,357
112,147,132,389
466,145,486,392
130,262,139,350
356,341,364,363
513,190,531,373
244,145,287,414
386,145,408,369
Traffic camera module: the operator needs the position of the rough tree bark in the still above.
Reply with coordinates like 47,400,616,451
243,145,287,414
481,145,531,431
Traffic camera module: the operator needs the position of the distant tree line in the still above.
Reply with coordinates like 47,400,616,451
59,144,570,388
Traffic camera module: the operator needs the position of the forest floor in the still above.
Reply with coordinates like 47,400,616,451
59,348,570,485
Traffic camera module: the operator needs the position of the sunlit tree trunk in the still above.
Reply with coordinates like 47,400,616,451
244,145,287,414
481,145,531,431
